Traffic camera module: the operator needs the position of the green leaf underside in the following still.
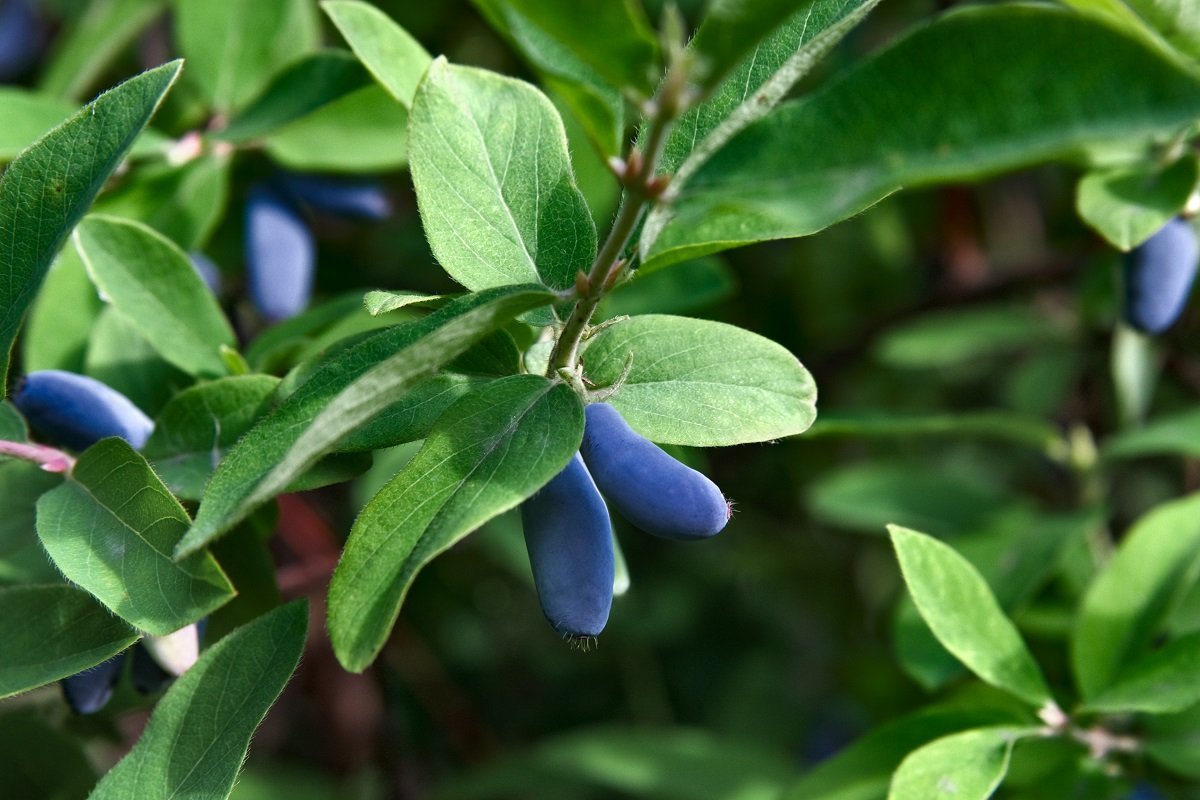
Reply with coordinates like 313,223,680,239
264,83,410,173
88,601,307,800
180,285,555,557
336,373,491,452
409,58,597,294
172,0,319,113
644,6,1200,270
75,215,237,377
0,61,181,389
1077,154,1200,250
584,314,817,447
143,375,280,500
889,526,1051,706
37,439,234,635
784,707,1019,800
217,50,371,142
1086,632,1200,714
328,375,583,672
363,290,447,315
322,0,432,107
1073,492,1200,699
888,727,1032,800
0,584,138,698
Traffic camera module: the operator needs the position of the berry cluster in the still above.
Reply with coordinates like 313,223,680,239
520,402,730,644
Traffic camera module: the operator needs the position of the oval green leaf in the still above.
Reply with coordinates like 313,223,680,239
583,314,817,447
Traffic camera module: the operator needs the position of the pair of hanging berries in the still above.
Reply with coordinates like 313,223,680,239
520,403,731,644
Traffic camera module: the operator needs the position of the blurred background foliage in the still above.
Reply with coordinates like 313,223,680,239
4,0,1200,798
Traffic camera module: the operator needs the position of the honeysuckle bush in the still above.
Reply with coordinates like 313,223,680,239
2,0,1200,798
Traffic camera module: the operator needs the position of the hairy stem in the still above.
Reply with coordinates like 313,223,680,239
547,65,688,379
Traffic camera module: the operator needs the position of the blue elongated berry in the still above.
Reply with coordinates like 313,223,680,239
246,183,315,322
520,454,614,639
1124,216,1199,334
580,403,730,540
277,174,392,220
13,370,154,451
61,654,125,715
0,0,41,82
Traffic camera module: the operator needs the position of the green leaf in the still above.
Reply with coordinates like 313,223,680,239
21,246,103,373
888,727,1033,800
39,0,168,100
893,510,1097,691
1104,407,1200,460
0,89,168,164
321,0,432,107
0,61,182,389
643,5,1200,270
409,58,597,295
785,707,1019,800
95,153,231,249
264,84,410,173
688,0,867,94
143,376,280,500
336,373,491,452
1077,155,1199,250
583,314,817,447
470,0,625,156
439,725,791,800
889,526,1051,706
75,215,237,377
1125,0,1200,60
875,306,1066,370
172,0,319,113
807,462,1013,537
807,411,1064,455
1085,632,1200,714
244,293,368,373
0,584,138,698
1072,492,1200,699
84,306,188,415
0,461,63,585
329,375,582,672
363,290,447,316
217,50,371,142
37,439,235,635
87,601,307,800
486,0,658,95
180,286,556,557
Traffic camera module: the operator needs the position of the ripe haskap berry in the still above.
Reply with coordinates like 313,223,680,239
0,0,40,81
277,174,392,220
13,370,153,451
246,183,315,322
580,403,730,540
1124,216,1199,334
520,454,614,638
61,654,125,715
